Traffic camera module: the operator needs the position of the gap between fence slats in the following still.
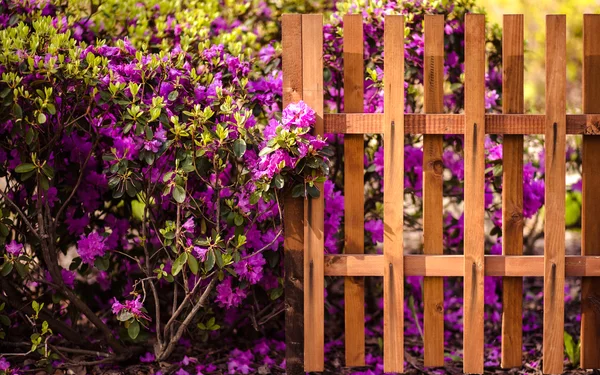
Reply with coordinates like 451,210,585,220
323,113,600,134
382,15,405,373
322,255,600,277
543,15,566,375
282,14,305,375
302,14,325,373
422,14,445,368
342,14,365,368
581,13,600,369
501,14,524,369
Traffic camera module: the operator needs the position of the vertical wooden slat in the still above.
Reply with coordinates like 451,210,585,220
501,14,525,369
463,14,486,374
383,14,405,373
343,14,366,367
581,13,600,370
282,14,305,375
302,13,325,372
543,14,566,375
422,14,445,368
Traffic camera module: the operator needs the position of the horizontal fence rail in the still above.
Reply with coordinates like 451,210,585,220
323,113,600,134
282,12,600,375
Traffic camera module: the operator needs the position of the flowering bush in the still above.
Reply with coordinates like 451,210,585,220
0,0,331,369
0,0,586,373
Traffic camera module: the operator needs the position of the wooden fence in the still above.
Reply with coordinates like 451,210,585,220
282,13,600,374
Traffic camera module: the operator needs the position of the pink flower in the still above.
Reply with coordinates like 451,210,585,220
111,295,150,321
281,100,315,128
215,278,246,308
233,254,266,285
77,232,107,265
5,240,23,256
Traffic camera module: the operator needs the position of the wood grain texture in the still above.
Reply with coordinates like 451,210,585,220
301,14,325,372
501,14,524,369
581,13,600,370
282,14,304,375
543,15,566,375
323,113,591,134
323,254,600,277
422,14,445,368
463,14,485,374
343,14,365,367
383,15,405,373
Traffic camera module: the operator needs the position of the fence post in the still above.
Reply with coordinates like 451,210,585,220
343,13,366,367
422,14,446,368
543,14,566,375
302,13,325,373
501,14,524,369
383,14,405,373
463,13,486,374
580,13,600,370
282,14,305,375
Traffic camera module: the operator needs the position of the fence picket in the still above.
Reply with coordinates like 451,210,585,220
302,13,325,372
463,13,486,374
581,13,600,370
543,14,566,375
383,14,405,373
501,14,525,369
343,14,366,367
282,14,305,375
422,14,445,368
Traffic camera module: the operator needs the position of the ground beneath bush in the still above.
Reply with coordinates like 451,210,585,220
17,278,590,375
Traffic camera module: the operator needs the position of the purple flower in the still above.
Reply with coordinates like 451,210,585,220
215,278,246,308
281,101,315,128
193,246,208,261
111,295,150,321
233,254,266,285
0,358,10,371
140,352,155,363
77,232,107,265
182,217,195,232
5,240,23,256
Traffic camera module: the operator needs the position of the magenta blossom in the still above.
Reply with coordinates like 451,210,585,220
111,295,150,321
281,100,315,128
5,240,23,256
77,232,107,265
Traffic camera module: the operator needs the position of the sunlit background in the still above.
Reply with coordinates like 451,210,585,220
479,0,600,113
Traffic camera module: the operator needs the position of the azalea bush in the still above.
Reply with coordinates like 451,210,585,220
0,0,587,374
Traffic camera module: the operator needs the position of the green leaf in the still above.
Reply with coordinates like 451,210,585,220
0,315,9,326
168,90,179,101
565,192,581,227
205,250,215,272
273,174,284,189
187,254,199,275
15,163,36,173
564,331,580,366
270,287,283,300
173,185,186,203
94,256,109,271
172,252,188,276
233,139,246,158
234,214,244,226
258,146,275,157
307,184,320,198
37,113,47,124
128,320,140,340
291,184,305,198
1,262,13,276
46,103,56,115
132,200,146,221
